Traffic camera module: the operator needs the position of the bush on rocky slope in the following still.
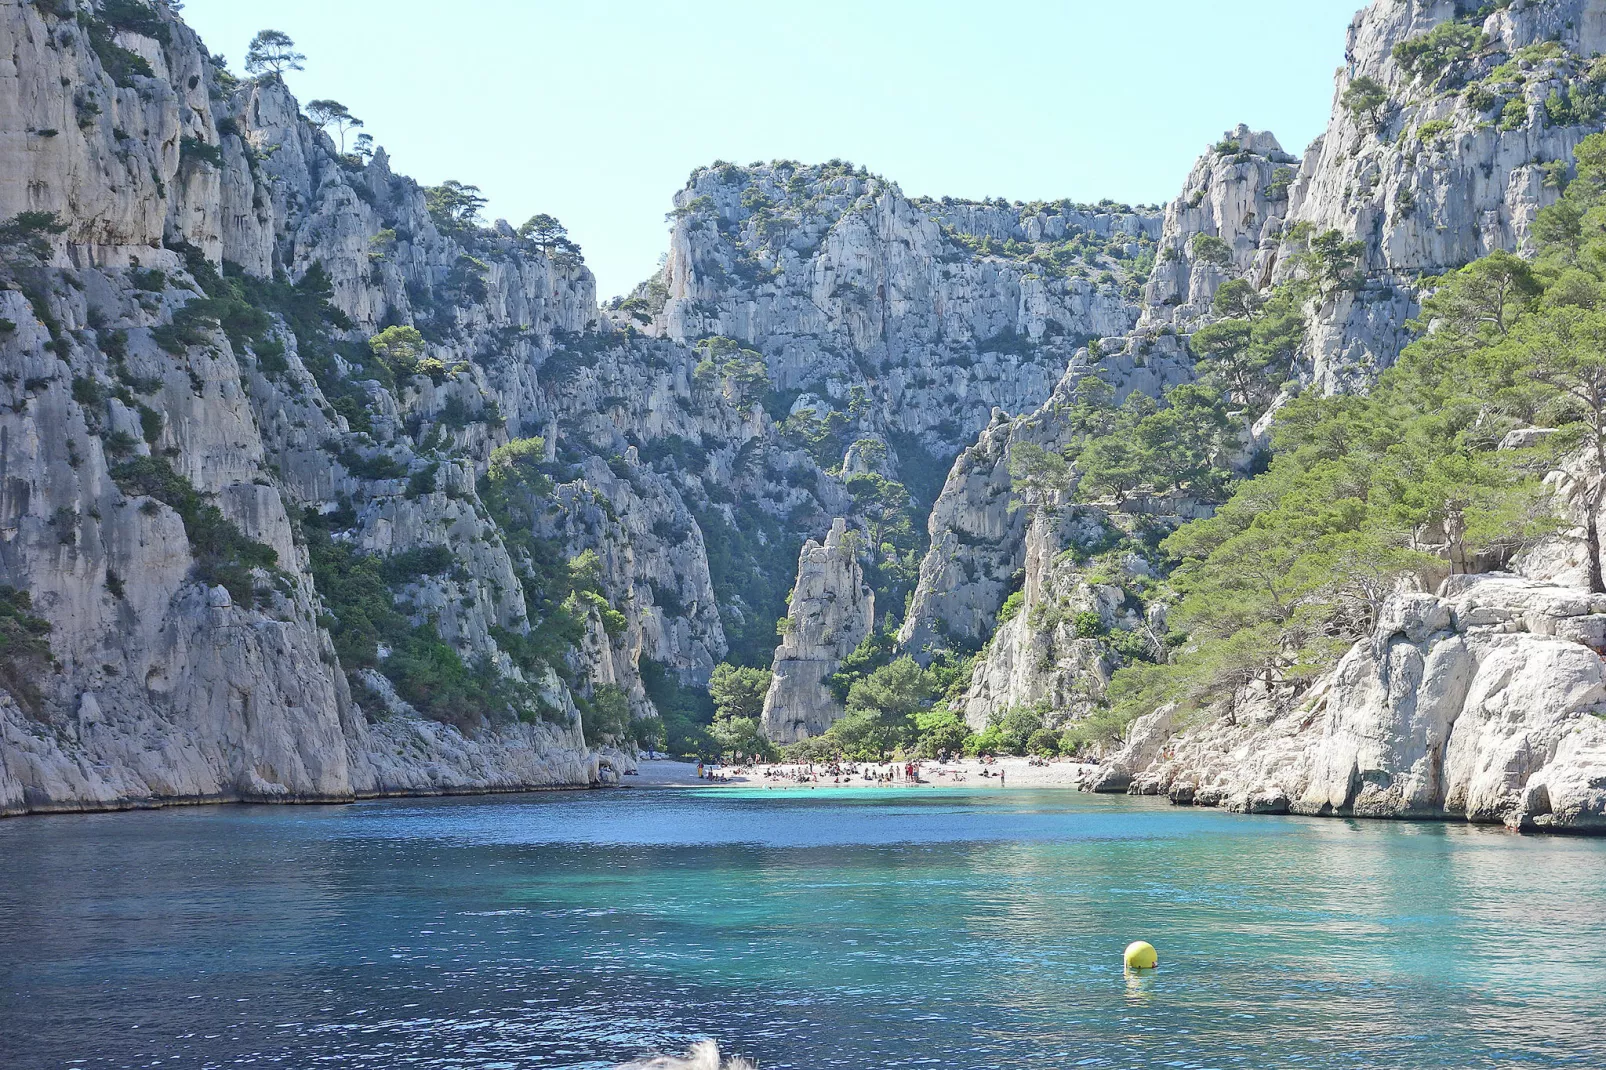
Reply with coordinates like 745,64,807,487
0,588,53,718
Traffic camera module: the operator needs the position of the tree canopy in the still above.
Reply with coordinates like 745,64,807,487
245,30,303,79
307,99,363,152
425,181,487,236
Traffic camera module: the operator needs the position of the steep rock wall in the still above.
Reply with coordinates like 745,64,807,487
1100,575,1606,832
633,162,1161,463
1283,0,1606,390
0,0,689,812
762,518,874,744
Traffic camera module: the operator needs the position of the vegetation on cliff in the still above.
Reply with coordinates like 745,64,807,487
1102,134,1606,736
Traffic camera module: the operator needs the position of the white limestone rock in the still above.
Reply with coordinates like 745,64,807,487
762,519,874,744
1115,574,1606,831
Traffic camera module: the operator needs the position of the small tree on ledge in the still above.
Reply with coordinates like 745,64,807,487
1342,75,1390,130
245,30,304,81
306,99,363,152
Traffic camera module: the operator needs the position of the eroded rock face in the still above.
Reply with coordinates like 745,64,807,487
762,519,874,744
1111,576,1606,831
894,122,1263,668
634,162,1162,462
0,0,692,812
1141,126,1299,333
921,0,1606,794
958,509,1135,731
1280,0,1606,390
8,0,1606,826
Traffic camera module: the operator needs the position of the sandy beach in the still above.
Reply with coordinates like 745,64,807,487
624,756,1096,790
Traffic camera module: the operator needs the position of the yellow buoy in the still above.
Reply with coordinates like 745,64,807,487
1123,940,1158,970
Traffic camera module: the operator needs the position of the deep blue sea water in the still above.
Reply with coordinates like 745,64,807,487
2,787,1604,1069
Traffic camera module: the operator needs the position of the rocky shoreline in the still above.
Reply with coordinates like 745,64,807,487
1083,573,1606,834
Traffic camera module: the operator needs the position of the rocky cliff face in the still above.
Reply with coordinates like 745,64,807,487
0,0,657,812
1139,125,1299,333
1094,574,1606,832
0,0,827,812
914,0,1606,748
762,518,873,744
7,0,1606,826
956,507,1149,731
628,161,1160,463
1281,0,1606,391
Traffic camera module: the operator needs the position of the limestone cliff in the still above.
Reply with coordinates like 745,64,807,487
627,162,1161,463
919,0,1606,745
8,0,1606,828
956,508,1148,731
1095,574,1606,833
761,519,873,744
0,0,652,812
1281,0,1606,390
1139,125,1299,333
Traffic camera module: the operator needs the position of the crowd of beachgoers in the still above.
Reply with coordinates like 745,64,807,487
627,755,1094,790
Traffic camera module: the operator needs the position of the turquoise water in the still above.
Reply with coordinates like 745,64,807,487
2,788,1604,1069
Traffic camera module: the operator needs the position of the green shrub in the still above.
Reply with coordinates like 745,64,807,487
0,211,67,260
111,456,276,606
1415,119,1453,144
83,16,155,86
580,683,631,746
1026,727,1062,757
405,461,439,498
130,268,166,292
1073,611,1107,639
253,336,288,375
338,449,407,481
71,376,105,406
1263,167,1296,200
1108,627,1157,664
641,658,715,758
137,404,163,444
180,136,224,170
380,545,454,584
1190,233,1232,266
305,526,535,731
98,0,169,41
914,708,972,758
1341,75,1389,128
1392,22,1483,82
0,586,53,717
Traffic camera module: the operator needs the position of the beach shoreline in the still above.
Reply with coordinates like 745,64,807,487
623,756,1097,790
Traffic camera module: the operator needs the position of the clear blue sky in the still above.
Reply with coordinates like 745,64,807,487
181,0,1365,298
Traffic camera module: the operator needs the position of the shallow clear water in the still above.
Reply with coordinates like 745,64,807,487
2,787,1604,1070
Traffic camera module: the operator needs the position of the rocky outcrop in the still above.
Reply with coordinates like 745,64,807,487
1278,0,1606,390
1140,125,1299,332
632,161,1161,464
0,0,729,814
957,508,1145,730
1106,575,1606,831
895,122,1276,668
762,519,874,744
1081,705,1178,795
897,336,1194,661
8,0,1606,827
896,413,1024,657
916,0,1606,741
